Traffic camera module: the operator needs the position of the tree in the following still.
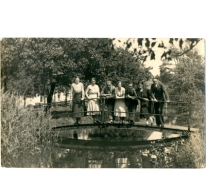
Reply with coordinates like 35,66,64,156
113,38,203,62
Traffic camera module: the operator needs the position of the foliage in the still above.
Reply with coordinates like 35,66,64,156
1,91,60,167
1,38,152,108
174,132,205,168
148,132,205,168
159,45,205,128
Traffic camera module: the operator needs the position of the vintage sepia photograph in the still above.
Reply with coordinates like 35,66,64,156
1,38,205,168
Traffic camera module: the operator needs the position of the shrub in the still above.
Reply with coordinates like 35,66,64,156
1,92,59,167
149,131,205,168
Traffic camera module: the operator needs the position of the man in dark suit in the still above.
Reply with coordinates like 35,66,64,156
125,81,138,124
150,78,170,127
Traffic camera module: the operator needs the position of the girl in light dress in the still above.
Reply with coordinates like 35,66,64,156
114,81,127,124
85,78,101,123
71,76,85,125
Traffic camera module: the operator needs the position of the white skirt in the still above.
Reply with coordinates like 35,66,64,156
114,99,127,117
87,95,100,115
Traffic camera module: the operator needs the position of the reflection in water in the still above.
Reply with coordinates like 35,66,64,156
53,148,144,168
56,127,181,141
53,127,182,168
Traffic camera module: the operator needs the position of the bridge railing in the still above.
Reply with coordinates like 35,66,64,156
35,96,195,131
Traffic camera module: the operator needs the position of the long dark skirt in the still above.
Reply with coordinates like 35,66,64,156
73,92,84,118
140,101,150,119
127,100,138,121
105,99,115,120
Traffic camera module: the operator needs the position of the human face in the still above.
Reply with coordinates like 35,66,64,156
106,81,111,87
139,83,143,91
75,77,80,84
153,79,158,85
128,83,133,88
118,82,122,88
91,79,96,85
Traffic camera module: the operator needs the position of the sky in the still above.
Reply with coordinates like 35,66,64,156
113,38,205,76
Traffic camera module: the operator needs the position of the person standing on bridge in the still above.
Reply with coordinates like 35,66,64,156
137,81,154,126
85,77,101,123
101,80,116,123
150,78,170,127
71,76,85,125
125,81,138,124
114,81,127,124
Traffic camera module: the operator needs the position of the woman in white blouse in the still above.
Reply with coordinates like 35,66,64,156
71,76,85,125
114,81,127,123
85,77,101,123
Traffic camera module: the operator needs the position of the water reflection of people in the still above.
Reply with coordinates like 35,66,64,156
137,81,154,126
101,80,115,123
114,81,127,124
125,81,138,124
71,76,85,125
85,78,101,123
151,78,170,127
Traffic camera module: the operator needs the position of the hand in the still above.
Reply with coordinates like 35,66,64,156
166,100,170,103
153,98,158,102
81,97,84,101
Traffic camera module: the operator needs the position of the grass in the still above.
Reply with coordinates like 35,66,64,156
1,92,60,167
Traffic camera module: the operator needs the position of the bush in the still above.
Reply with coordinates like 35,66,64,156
149,131,205,168
1,92,60,167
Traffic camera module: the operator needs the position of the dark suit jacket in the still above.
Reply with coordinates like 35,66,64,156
150,82,169,101
125,87,138,106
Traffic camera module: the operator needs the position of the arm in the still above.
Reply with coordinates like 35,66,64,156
100,86,106,96
138,95,149,101
162,84,170,101
137,90,148,101
132,88,138,99
85,85,90,99
147,89,154,101
81,83,85,100
115,89,125,99
97,85,100,98
71,84,74,99
150,84,156,100
125,88,129,98
115,88,123,99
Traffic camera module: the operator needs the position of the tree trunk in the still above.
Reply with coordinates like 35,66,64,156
45,82,56,113
65,91,68,106
24,96,26,107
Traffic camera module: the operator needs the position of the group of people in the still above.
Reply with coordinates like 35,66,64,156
71,76,170,127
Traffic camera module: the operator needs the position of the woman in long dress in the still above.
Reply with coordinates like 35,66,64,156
71,76,85,125
85,78,101,123
114,81,127,123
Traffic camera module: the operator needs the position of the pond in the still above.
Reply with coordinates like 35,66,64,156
52,126,183,168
